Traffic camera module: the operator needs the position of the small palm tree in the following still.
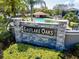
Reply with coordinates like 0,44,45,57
24,0,46,21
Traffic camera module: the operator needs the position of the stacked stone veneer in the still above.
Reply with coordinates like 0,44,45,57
13,18,67,50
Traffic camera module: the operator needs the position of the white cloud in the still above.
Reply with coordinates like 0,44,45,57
74,0,79,4
64,0,79,9
64,0,79,5
43,0,79,9
64,1,70,4
73,0,79,9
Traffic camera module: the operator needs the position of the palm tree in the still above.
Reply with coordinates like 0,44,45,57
0,0,28,35
24,0,46,21
0,0,27,31
0,0,27,16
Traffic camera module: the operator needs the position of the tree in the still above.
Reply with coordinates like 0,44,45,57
0,0,27,33
53,9,62,16
0,0,27,41
0,0,27,17
41,8,53,16
24,0,46,20
63,12,79,27
0,0,27,32
53,4,68,11
0,14,10,41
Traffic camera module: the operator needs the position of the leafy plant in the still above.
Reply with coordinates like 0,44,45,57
3,43,61,59
63,12,79,27
0,15,11,42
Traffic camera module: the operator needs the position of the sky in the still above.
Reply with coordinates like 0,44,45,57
43,0,79,9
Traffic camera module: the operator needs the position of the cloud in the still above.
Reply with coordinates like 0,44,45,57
43,0,79,9
64,1,70,4
73,0,79,9
64,0,79,9
74,0,79,4
64,0,79,5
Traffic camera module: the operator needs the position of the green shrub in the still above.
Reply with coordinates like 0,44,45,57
0,15,12,42
0,31,11,41
3,43,61,59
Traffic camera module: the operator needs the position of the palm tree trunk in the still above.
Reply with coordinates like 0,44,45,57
30,4,33,21
11,0,16,16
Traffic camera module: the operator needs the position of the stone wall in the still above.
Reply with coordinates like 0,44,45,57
12,18,66,50
65,30,79,48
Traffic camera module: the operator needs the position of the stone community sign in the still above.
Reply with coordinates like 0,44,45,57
13,18,67,50
23,26,57,36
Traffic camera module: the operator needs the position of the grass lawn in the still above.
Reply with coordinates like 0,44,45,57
3,43,61,59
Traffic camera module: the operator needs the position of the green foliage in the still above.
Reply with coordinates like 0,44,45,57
53,9,62,15
64,12,78,22
0,0,27,16
70,22,79,28
41,8,53,16
63,12,79,27
0,14,7,24
0,31,11,41
4,43,61,59
24,0,46,20
0,15,7,32
24,0,46,7
0,15,10,41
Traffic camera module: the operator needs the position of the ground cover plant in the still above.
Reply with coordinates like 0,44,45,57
3,43,61,59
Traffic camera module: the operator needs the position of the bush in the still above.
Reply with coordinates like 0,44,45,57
0,31,11,41
3,43,61,59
